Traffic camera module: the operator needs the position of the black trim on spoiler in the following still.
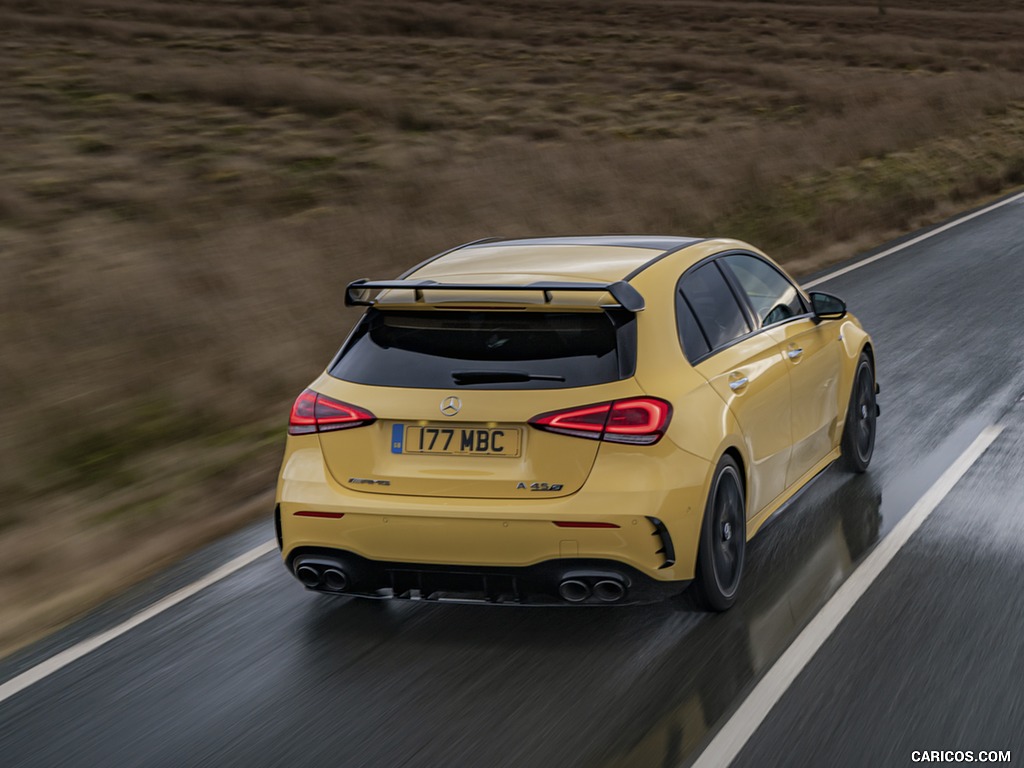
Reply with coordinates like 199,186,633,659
344,278,646,312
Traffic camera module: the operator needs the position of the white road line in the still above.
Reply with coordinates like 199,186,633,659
803,190,1024,288
0,540,277,706
691,424,1004,768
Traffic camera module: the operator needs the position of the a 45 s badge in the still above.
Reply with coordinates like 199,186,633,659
516,481,564,492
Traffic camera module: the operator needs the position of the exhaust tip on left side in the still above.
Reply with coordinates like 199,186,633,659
295,564,322,588
559,579,591,603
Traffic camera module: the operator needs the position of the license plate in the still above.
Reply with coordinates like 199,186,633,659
393,424,521,457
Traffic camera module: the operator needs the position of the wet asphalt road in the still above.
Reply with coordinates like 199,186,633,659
733,398,1024,768
2,194,1024,767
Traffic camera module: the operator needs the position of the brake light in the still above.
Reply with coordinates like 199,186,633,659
529,397,671,445
288,389,376,435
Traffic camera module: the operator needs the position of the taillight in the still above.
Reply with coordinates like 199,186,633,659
288,389,376,435
529,397,672,445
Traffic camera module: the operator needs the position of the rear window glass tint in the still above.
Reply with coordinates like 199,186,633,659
679,263,751,351
676,293,710,362
329,310,633,389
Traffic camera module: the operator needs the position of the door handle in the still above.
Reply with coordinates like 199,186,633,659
787,347,803,360
728,375,749,391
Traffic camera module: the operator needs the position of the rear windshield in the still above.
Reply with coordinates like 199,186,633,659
329,309,635,389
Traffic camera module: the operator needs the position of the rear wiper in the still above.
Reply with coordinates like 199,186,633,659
452,370,566,385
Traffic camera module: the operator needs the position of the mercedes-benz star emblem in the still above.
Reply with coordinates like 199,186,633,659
440,396,462,417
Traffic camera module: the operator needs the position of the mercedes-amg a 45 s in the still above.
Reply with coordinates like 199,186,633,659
274,236,878,610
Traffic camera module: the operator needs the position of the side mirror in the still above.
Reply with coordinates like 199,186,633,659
810,291,847,322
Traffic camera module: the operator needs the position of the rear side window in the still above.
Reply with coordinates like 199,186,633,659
679,262,750,353
329,309,635,389
720,254,806,328
676,293,710,361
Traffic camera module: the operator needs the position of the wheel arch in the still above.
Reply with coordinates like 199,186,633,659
842,340,876,421
695,442,748,548
861,341,875,377
721,446,747,503
692,445,748,611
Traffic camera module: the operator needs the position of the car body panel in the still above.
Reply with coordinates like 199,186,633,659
694,332,793,520
767,317,842,488
278,436,710,581
308,371,646,499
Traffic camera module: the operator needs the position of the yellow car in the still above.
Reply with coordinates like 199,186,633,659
275,236,877,610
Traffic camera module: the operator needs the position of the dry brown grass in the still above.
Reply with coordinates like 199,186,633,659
2,0,1024,653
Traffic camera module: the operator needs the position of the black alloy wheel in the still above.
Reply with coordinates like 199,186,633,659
840,353,876,473
694,455,745,612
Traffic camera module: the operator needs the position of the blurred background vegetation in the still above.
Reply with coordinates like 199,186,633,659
2,0,1024,651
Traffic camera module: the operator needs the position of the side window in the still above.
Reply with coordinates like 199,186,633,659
720,254,806,329
676,292,710,361
679,262,751,353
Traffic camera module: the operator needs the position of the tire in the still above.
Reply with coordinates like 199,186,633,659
839,353,877,473
693,455,746,612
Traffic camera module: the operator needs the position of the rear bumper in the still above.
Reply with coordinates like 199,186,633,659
286,547,688,605
276,443,710,584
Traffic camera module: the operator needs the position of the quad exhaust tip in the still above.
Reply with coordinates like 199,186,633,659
559,579,591,603
297,560,626,602
322,567,348,591
593,579,626,603
294,559,349,592
559,575,627,603
295,564,321,588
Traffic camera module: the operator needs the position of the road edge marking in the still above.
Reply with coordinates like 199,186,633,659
0,540,278,706
690,424,1004,768
803,190,1024,288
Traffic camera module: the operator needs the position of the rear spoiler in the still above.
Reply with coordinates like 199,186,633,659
344,279,646,312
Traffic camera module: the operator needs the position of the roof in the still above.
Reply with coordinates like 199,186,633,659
406,236,703,284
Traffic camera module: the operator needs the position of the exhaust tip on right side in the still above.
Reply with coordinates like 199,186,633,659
559,579,591,603
322,567,348,591
593,579,626,603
